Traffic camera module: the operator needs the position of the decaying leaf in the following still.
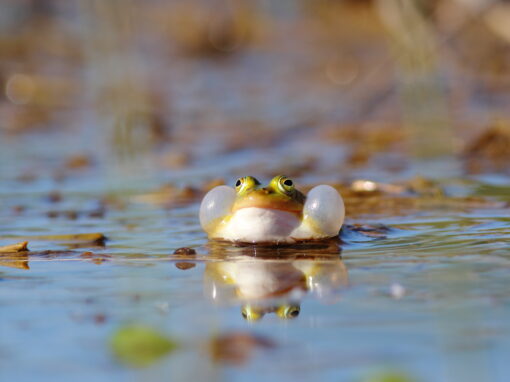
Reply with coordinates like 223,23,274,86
173,247,197,268
133,179,225,207
362,371,417,382
208,332,275,365
175,262,196,270
331,182,503,218
29,233,106,245
0,243,29,269
79,251,111,264
132,184,201,207
110,325,179,368
0,241,29,253
173,247,197,256
464,121,510,174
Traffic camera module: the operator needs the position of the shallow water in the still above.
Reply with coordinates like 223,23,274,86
2,1,510,380
1,132,509,382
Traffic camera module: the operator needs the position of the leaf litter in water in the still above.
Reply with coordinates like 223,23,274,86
110,325,274,368
5,233,107,247
207,332,276,366
334,178,504,218
463,120,510,175
32,233,106,244
173,247,197,270
110,325,179,368
0,241,29,253
0,242,29,269
361,371,417,382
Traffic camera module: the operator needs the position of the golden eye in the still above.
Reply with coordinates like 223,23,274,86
288,306,300,318
276,305,300,319
241,306,263,321
278,176,295,193
235,176,260,193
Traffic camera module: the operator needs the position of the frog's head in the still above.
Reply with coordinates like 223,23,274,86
200,175,345,243
232,175,305,216
241,303,301,321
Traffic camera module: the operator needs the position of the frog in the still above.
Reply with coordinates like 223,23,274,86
199,175,345,244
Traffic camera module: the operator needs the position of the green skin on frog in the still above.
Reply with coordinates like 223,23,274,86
199,175,345,244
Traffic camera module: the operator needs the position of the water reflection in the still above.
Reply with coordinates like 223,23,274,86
204,240,348,321
0,252,29,270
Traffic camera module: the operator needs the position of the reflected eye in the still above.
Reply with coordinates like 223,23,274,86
288,307,300,318
235,178,242,188
276,305,300,319
241,305,263,321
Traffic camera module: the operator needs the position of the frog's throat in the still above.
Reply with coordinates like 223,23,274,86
232,198,302,216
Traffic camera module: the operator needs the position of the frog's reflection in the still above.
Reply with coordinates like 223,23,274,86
204,240,348,321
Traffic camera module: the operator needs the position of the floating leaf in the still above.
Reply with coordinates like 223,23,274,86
110,325,178,368
0,241,29,253
33,233,106,244
363,371,417,382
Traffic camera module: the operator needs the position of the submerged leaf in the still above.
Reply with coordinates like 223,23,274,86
208,332,275,365
363,371,417,382
110,325,178,368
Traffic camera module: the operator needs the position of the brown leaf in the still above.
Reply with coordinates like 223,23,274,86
80,251,111,264
464,121,510,174
175,262,196,270
173,247,196,256
208,332,275,366
65,154,93,170
0,241,29,253
31,233,106,244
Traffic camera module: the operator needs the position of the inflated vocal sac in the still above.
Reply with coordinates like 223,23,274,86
303,185,345,238
199,185,236,234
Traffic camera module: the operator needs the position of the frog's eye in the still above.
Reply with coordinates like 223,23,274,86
278,176,295,194
235,176,260,194
241,305,264,321
303,185,345,237
199,185,236,234
276,305,300,319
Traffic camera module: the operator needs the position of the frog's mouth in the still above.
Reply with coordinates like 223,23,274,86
232,190,303,216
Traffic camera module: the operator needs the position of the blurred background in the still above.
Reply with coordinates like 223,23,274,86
1,0,510,186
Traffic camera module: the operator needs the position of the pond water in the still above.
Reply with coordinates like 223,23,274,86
1,131,509,382
2,2,510,379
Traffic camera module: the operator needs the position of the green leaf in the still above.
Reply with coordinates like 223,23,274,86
110,325,178,368
363,371,416,382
